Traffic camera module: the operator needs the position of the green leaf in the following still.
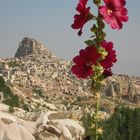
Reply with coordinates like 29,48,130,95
99,32,106,41
91,24,97,32
84,40,94,46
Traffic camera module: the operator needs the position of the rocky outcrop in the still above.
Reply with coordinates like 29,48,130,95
0,111,35,140
107,82,116,98
127,82,136,99
106,78,121,98
104,75,140,104
15,37,47,58
0,110,84,140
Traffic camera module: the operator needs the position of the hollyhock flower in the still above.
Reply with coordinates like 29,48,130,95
100,40,117,69
99,0,128,29
71,0,93,36
103,68,113,78
71,46,100,78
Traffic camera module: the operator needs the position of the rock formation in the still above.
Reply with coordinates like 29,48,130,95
106,78,121,98
15,37,47,58
127,82,135,99
0,109,85,140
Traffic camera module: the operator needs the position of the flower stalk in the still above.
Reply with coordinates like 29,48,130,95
71,0,128,139
92,79,101,140
95,92,99,140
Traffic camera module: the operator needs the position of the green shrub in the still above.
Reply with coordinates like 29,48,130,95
8,61,19,67
99,106,140,140
3,95,19,107
22,103,30,112
77,96,82,101
8,106,14,113
3,86,13,98
0,76,5,91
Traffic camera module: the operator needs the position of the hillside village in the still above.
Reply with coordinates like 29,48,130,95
0,37,140,104
0,37,140,140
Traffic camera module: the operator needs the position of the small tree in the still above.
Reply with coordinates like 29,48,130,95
8,105,14,113
0,76,5,91
99,106,140,140
3,95,19,107
3,86,13,99
133,108,140,140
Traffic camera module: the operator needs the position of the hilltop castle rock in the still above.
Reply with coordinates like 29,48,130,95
15,37,48,58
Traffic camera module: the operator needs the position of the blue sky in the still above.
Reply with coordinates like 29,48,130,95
0,0,140,76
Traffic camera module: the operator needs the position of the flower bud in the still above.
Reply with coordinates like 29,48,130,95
97,128,103,135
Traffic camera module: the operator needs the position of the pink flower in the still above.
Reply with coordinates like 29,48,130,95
99,0,128,29
71,46,100,78
71,0,93,36
100,40,117,72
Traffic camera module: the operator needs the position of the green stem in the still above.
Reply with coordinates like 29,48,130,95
95,95,99,140
92,81,100,140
